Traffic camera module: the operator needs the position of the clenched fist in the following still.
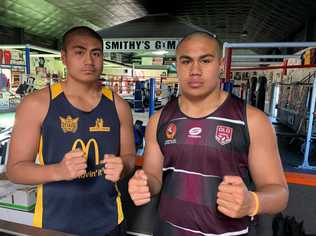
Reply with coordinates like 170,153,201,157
57,149,87,181
217,176,256,218
128,170,151,206
102,154,124,182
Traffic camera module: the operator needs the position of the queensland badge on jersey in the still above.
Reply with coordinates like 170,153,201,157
215,125,233,145
60,115,79,133
89,118,110,132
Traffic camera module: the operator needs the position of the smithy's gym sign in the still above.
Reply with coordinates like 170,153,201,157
103,38,180,52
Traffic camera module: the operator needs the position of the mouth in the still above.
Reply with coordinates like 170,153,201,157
188,80,204,88
81,69,96,74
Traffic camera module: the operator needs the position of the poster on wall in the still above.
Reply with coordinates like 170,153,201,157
30,56,65,89
10,49,25,65
0,68,21,111
0,69,10,92
152,57,163,65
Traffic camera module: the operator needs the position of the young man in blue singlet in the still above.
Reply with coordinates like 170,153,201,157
7,26,135,236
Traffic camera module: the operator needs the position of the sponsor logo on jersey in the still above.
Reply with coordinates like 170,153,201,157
89,118,110,132
188,127,202,138
72,138,104,179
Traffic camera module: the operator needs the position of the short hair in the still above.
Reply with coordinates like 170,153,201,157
176,31,222,57
62,26,103,51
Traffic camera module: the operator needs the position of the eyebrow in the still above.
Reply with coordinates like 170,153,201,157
199,54,215,59
72,46,102,52
72,45,86,50
179,54,215,60
91,48,102,52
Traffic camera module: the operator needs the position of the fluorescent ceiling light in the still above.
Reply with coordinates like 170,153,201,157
152,50,168,55
0,45,25,49
30,54,60,58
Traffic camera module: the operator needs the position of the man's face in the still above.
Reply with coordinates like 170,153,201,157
176,36,223,99
61,34,103,83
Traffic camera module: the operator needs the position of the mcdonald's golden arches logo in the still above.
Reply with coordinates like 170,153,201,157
72,139,99,165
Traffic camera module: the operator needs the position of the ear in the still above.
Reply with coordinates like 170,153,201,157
61,50,66,65
175,58,180,72
219,57,225,70
175,61,181,81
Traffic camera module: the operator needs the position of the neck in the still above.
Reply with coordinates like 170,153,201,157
179,88,228,118
63,78,100,97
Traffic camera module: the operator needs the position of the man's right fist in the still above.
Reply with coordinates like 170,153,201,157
57,149,87,181
128,170,151,206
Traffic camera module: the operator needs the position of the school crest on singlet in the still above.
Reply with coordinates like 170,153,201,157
59,115,79,133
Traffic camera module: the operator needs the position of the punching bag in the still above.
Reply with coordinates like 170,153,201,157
256,76,267,111
250,77,257,106
0,49,3,64
4,50,11,64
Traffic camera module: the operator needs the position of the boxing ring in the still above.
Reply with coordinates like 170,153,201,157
223,41,316,170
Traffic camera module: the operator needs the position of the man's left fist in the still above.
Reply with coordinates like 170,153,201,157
102,154,124,182
217,176,256,218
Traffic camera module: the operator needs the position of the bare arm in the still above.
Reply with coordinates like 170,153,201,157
7,89,87,185
114,93,136,177
142,110,164,196
7,90,59,184
248,105,289,214
128,110,164,205
217,105,288,218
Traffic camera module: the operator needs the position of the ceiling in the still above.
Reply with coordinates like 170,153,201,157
1,0,316,51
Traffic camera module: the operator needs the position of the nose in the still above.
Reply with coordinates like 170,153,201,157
190,61,202,75
84,52,93,65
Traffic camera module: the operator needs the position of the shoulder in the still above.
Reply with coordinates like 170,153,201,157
247,105,269,123
100,86,131,113
147,109,163,131
111,91,133,125
155,98,178,122
112,91,131,113
246,105,273,135
15,87,50,124
226,93,245,108
17,87,49,112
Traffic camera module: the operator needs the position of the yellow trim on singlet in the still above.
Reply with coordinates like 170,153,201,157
102,87,113,101
50,83,63,100
51,83,112,101
115,184,124,224
33,135,45,228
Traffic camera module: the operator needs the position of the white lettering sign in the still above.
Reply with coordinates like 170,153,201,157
103,39,180,52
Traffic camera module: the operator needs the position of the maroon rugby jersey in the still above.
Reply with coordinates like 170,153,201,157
156,94,251,236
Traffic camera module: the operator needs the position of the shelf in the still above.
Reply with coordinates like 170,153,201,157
0,65,25,69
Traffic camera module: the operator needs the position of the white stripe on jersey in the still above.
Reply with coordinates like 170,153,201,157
166,221,249,236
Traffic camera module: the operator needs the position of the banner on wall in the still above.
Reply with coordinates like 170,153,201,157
103,38,180,52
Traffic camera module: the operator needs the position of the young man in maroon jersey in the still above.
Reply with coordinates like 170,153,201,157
128,31,288,236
